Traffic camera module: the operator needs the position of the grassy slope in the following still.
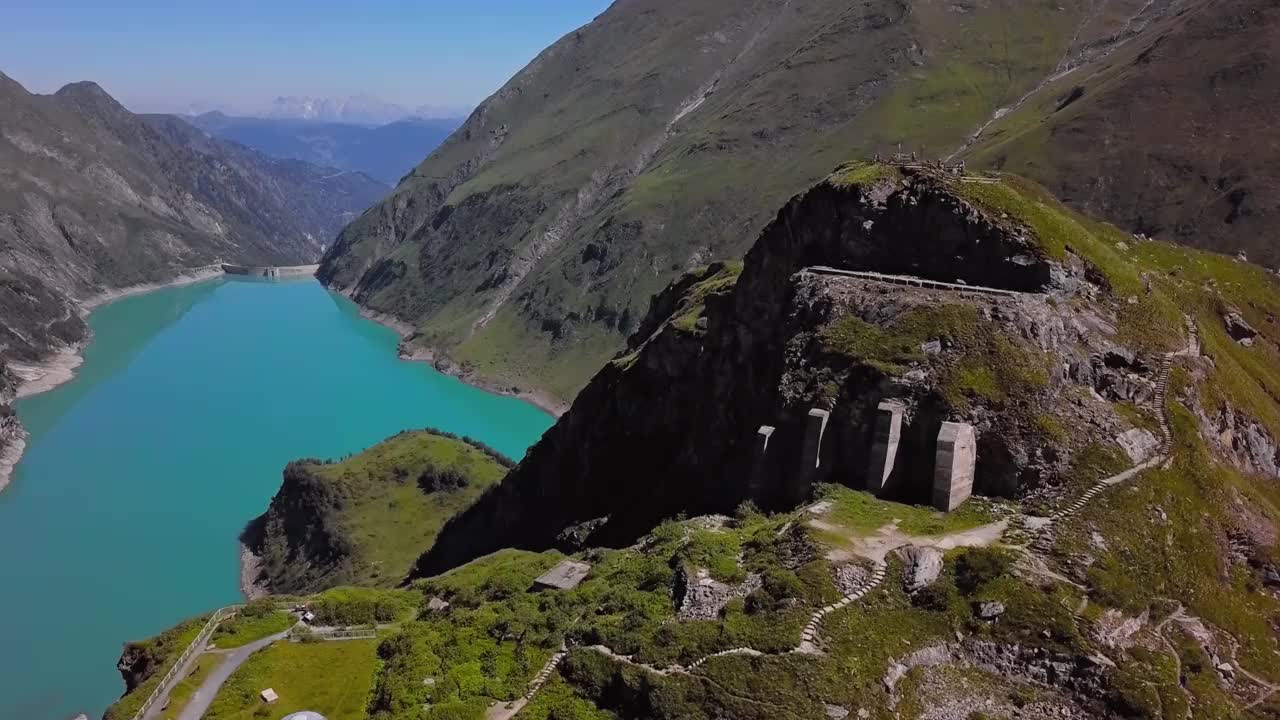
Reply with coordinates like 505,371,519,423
203,639,382,720
326,0,1103,403
320,432,510,586
255,430,513,593
962,0,1280,266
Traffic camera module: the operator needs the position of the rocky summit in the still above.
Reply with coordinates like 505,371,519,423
318,0,1280,404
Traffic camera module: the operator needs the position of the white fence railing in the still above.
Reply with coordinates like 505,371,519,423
129,604,245,720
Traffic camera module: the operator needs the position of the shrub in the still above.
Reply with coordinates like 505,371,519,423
954,547,1012,594
419,465,470,493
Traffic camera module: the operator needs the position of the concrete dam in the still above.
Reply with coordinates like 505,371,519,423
220,264,320,279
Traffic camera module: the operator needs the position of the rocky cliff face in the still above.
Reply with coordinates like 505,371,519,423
414,166,1184,575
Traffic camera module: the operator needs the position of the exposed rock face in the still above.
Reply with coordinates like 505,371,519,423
899,546,944,592
1204,404,1280,478
1115,428,1160,464
414,169,1144,575
674,566,762,621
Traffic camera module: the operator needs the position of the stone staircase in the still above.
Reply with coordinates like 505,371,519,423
1027,319,1196,554
524,652,566,700
796,560,888,653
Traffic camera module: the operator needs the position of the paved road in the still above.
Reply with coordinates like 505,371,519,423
177,630,292,720
145,629,292,720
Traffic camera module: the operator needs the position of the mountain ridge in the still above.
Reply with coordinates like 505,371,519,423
318,0,1278,407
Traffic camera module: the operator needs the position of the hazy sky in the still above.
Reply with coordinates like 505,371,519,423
0,0,611,114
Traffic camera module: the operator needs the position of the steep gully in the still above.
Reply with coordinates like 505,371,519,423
947,0,1179,161
470,0,794,337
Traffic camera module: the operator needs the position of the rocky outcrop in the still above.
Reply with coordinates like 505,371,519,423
898,546,944,592
1201,404,1280,479
413,169,1146,575
674,566,763,621
1223,309,1259,344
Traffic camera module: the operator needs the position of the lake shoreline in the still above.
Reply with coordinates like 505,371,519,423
348,296,570,418
0,266,226,493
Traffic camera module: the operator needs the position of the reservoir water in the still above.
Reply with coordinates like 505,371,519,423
0,278,554,720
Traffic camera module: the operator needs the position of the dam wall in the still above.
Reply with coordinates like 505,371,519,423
221,263,320,279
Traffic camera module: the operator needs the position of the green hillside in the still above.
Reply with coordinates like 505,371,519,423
242,430,513,594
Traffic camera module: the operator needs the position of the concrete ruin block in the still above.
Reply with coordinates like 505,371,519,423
932,422,976,512
867,401,905,495
802,409,830,471
749,425,776,496
792,409,830,504
534,560,592,590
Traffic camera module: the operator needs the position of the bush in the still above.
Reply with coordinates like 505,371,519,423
419,465,470,493
954,547,1012,594
912,582,959,612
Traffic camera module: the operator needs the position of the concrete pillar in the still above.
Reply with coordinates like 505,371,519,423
933,422,977,511
867,401,905,496
794,409,830,502
749,425,776,497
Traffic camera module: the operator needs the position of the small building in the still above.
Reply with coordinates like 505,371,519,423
427,597,450,613
281,713,327,720
534,560,592,591
259,688,279,704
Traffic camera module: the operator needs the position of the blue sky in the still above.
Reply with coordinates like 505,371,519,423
0,0,611,113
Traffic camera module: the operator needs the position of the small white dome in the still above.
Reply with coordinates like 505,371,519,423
281,713,327,720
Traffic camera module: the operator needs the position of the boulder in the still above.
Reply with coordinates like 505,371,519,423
899,546,944,592
977,601,1006,620
1115,428,1159,464
1223,310,1258,343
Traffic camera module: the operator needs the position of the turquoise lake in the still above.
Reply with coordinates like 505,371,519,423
0,278,554,720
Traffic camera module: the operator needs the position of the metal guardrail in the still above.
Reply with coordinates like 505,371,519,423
804,266,1021,297
130,604,245,720
293,628,379,642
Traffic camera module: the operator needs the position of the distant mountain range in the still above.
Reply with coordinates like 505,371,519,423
189,112,462,185
260,94,469,125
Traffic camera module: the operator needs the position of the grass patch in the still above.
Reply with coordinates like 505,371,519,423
819,304,1049,410
211,603,296,649
817,484,1000,538
668,262,743,335
1055,406,1280,682
204,639,381,720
